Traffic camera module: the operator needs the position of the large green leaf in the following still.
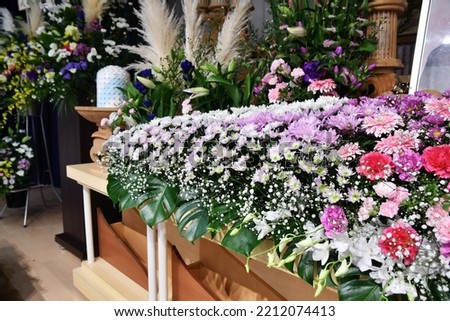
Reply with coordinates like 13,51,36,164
174,200,209,241
297,251,315,286
137,177,178,227
107,175,144,210
221,225,263,257
208,204,239,235
338,279,382,301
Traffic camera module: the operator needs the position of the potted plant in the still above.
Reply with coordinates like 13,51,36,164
0,127,34,208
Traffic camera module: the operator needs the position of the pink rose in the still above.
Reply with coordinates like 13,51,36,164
422,145,450,178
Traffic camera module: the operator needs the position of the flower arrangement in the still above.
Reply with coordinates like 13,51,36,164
101,0,262,130
0,9,36,126
103,91,450,301
26,0,132,108
0,0,133,128
253,0,378,104
0,127,34,197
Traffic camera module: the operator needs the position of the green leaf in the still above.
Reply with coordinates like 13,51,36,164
206,75,233,85
359,43,378,52
208,204,239,234
297,251,315,286
336,265,365,284
107,175,143,210
137,177,178,227
221,225,263,257
338,279,382,301
174,200,209,242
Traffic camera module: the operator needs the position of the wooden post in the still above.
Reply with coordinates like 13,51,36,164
368,0,408,96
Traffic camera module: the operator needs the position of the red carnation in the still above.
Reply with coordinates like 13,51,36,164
357,152,393,181
422,145,450,178
379,220,421,266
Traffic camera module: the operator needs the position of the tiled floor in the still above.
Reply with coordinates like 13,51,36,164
0,186,87,301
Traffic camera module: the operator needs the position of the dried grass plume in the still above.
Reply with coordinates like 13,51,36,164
122,0,181,73
214,0,253,69
182,0,204,66
82,0,109,24
0,8,15,33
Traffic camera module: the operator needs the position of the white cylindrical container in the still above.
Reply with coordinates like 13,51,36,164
96,65,130,107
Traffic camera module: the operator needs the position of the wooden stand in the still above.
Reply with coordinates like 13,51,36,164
368,0,408,95
75,106,117,162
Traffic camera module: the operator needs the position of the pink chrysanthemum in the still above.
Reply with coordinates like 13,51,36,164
362,110,404,137
424,98,450,120
357,152,393,181
307,78,337,94
374,130,419,154
379,220,421,266
337,142,363,159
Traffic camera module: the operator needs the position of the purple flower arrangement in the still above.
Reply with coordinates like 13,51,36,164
105,92,450,301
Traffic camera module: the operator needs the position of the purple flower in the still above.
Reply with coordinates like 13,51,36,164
26,70,38,82
332,46,343,57
143,99,153,107
18,158,31,170
180,60,193,73
320,205,348,238
441,242,450,258
443,88,450,98
302,61,323,83
139,69,153,78
134,81,147,95
326,113,362,133
393,150,423,182
428,126,446,141
85,18,102,32
73,43,91,57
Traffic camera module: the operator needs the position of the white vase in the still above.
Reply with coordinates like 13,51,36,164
96,65,130,108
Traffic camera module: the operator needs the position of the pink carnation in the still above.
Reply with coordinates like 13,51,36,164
357,152,393,181
437,217,450,243
379,200,399,218
426,204,448,226
268,82,288,103
358,197,374,222
422,145,450,178
262,72,280,86
391,186,409,204
291,67,305,80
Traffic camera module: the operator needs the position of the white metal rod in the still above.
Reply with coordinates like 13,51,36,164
157,222,168,301
82,186,95,264
147,225,157,300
